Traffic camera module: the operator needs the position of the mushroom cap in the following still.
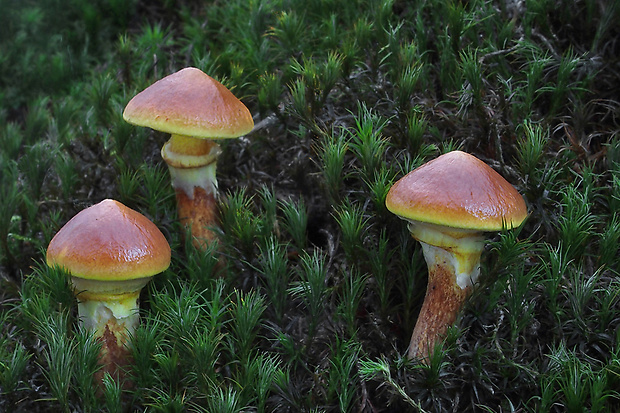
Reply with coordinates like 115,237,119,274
386,151,527,231
122,67,254,139
46,199,171,281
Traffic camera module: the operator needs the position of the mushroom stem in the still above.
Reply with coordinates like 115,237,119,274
79,294,138,384
161,134,222,249
77,293,140,337
71,276,151,386
406,222,484,360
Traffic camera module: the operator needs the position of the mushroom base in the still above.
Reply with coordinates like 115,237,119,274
407,241,483,360
175,186,219,250
75,291,142,392
94,311,136,392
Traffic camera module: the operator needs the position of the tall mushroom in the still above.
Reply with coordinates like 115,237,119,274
122,67,254,250
46,199,171,385
385,151,527,360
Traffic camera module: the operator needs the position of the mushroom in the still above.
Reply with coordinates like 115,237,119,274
46,199,171,384
385,151,527,360
122,67,254,250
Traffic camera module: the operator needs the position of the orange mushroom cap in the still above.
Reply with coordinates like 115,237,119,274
386,151,527,232
46,199,171,281
122,67,254,139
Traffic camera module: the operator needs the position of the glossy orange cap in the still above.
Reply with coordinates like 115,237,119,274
46,199,171,281
123,67,254,139
386,151,527,231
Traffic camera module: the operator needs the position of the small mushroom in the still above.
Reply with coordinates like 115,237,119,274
123,67,254,249
385,151,527,360
46,199,171,385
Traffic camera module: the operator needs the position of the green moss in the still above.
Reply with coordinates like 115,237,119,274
1,0,619,411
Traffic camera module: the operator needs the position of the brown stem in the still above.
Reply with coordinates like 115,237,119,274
407,260,471,360
162,136,222,252
75,292,143,397
175,186,219,250
95,317,134,391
